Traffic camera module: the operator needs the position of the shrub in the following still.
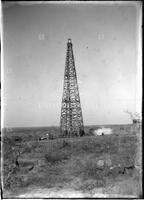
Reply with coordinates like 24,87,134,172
61,140,71,148
45,152,68,164
88,128,95,136
48,133,54,140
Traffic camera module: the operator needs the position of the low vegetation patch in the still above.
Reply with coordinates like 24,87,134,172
44,152,69,164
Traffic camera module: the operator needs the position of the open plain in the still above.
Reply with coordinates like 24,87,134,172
2,124,142,198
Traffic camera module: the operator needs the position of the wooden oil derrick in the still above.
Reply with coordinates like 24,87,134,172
60,39,84,137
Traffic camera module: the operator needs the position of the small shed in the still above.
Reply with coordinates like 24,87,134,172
93,128,113,136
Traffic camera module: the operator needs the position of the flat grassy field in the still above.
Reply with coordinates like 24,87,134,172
2,125,142,198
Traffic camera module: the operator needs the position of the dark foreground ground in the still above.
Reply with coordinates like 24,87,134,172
2,125,142,198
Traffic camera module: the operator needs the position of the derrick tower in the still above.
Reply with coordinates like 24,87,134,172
60,39,84,137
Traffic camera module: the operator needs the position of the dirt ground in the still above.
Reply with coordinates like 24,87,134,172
4,175,141,198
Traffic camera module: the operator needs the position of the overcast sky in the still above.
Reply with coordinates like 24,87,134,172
3,2,141,127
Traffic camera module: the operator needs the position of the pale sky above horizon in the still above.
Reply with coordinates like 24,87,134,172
3,2,141,127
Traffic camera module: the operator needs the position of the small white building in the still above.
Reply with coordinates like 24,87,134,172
93,128,113,136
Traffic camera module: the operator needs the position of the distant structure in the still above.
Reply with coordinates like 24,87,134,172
60,39,84,137
93,128,113,136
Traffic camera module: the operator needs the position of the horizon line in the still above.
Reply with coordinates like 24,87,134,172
2,123,133,129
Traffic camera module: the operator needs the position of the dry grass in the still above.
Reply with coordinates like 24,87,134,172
2,126,141,198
